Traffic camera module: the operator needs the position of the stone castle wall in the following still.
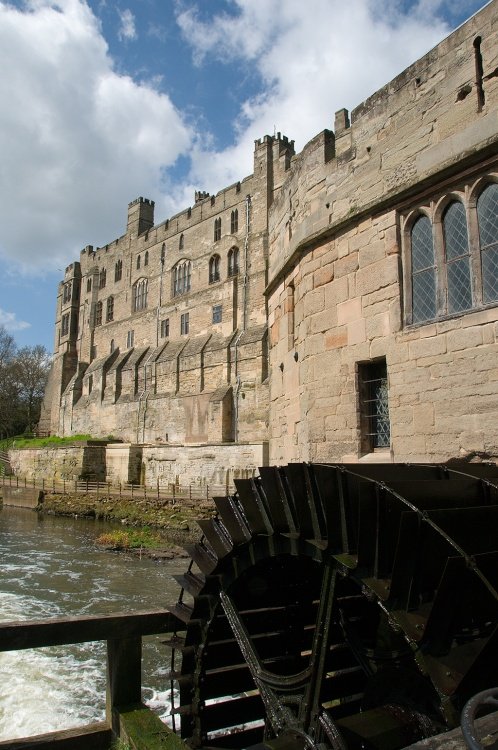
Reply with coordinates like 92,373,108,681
38,2,498,480
267,1,498,464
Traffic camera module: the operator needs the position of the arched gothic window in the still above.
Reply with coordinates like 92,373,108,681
443,201,472,314
411,215,436,323
209,254,220,283
114,259,122,282
231,209,238,234
99,268,106,289
136,255,141,270
133,279,148,312
477,183,498,303
144,251,149,267
228,247,239,277
173,261,192,297
179,234,184,250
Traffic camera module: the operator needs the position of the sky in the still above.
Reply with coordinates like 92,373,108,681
0,0,489,352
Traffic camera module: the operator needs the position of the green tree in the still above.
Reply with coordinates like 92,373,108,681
0,326,50,437
15,345,51,432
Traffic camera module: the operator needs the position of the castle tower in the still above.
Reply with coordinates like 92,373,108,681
127,197,155,237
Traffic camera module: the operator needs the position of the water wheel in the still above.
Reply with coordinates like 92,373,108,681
167,463,498,750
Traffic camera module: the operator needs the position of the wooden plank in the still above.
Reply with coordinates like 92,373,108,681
404,711,498,750
0,722,111,749
0,610,180,652
117,703,187,750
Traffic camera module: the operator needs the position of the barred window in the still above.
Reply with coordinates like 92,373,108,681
173,261,191,296
231,209,238,234
359,359,390,452
209,254,220,283
180,312,189,335
114,259,122,282
228,247,239,277
133,279,148,312
95,301,103,327
160,318,170,338
106,296,114,322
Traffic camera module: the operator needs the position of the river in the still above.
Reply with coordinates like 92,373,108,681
0,505,186,741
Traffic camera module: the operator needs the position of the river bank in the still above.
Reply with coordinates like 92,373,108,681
0,488,215,560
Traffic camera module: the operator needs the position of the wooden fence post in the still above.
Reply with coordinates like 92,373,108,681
106,636,142,734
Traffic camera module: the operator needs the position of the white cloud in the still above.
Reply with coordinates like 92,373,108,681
0,309,30,331
176,0,474,191
0,0,191,271
118,8,136,41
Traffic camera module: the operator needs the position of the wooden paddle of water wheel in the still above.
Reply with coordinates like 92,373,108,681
166,463,498,750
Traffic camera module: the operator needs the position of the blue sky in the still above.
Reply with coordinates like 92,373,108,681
0,0,488,351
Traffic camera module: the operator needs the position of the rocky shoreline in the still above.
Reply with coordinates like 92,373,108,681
1,488,215,561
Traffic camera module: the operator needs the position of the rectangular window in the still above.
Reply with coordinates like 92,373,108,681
212,304,222,324
127,330,134,349
62,282,72,304
106,296,114,322
180,312,189,335
94,301,103,327
61,313,70,337
87,278,92,293
358,359,390,453
160,318,170,338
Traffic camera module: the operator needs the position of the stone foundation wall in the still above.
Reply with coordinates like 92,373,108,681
9,444,107,481
8,442,269,489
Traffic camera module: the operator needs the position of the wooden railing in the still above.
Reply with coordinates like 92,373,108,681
0,473,231,507
0,610,183,750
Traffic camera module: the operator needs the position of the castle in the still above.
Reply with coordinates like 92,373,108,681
40,0,498,486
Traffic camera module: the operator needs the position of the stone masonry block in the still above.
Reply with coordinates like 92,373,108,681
313,264,334,288
409,335,447,359
337,297,362,325
446,326,484,352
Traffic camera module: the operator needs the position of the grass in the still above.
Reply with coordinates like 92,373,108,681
95,526,162,550
8,434,94,449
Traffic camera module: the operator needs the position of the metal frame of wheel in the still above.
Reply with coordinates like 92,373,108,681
165,463,498,750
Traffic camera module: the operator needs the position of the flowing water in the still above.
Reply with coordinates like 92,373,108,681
0,505,187,741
